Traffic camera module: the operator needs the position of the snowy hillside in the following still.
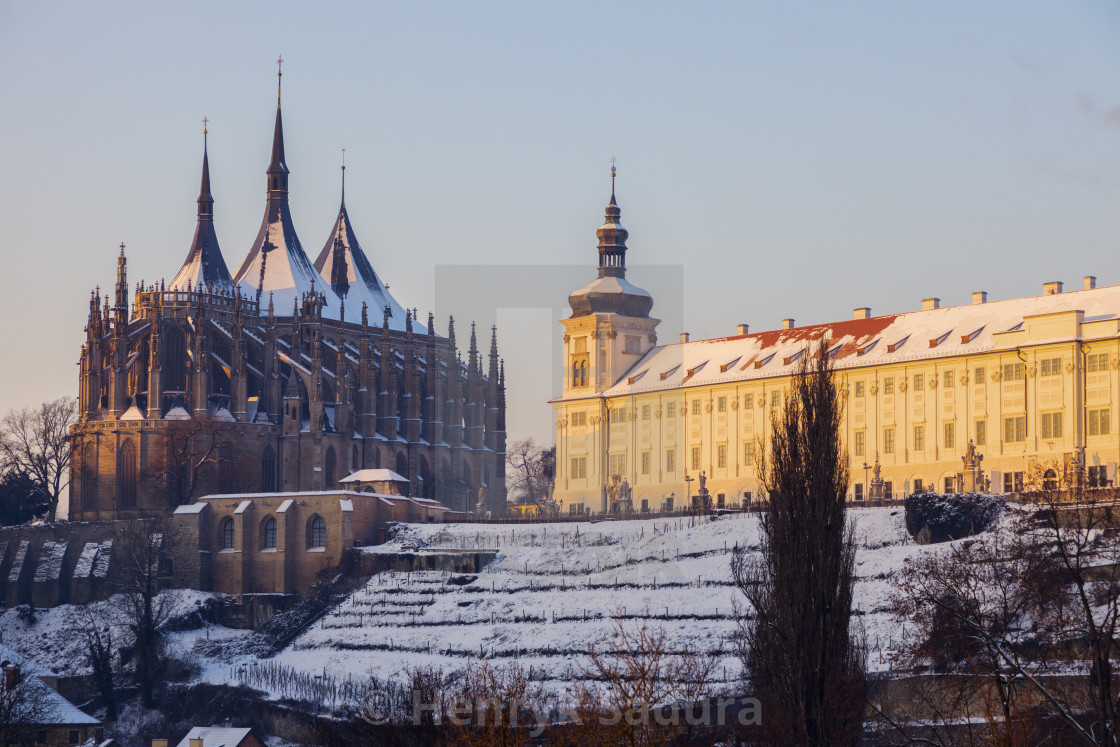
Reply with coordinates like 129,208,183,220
231,507,922,697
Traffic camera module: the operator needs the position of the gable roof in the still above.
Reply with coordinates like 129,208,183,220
174,727,254,747
580,283,1120,399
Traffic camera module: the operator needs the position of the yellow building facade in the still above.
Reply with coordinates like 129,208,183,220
552,184,1118,513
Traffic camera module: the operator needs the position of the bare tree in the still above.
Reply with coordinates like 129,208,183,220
147,416,239,505
446,660,545,747
111,515,179,708
0,667,67,745
890,488,1120,745
575,610,717,746
505,438,554,506
731,340,866,746
0,397,77,522
75,605,119,721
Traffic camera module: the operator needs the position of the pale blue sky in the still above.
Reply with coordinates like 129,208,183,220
1,2,1118,445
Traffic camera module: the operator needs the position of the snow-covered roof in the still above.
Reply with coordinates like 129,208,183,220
314,203,409,330
575,283,1120,400
339,469,409,484
21,676,99,726
174,503,208,515
174,727,254,747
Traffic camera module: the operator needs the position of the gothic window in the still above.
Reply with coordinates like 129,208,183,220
324,447,337,488
260,446,276,492
164,330,186,392
78,443,95,514
118,440,137,509
220,518,234,550
372,449,381,469
307,516,327,548
395,452,408,480
352,445,360,472
261,517,277,550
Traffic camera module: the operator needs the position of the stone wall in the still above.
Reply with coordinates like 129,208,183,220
0,522,122,609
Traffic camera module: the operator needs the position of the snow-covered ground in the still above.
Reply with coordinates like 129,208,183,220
215,507,924,699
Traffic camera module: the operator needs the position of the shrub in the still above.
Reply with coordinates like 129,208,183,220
904,492,1005,544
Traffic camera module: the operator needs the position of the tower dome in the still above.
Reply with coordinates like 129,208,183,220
567,165,653,318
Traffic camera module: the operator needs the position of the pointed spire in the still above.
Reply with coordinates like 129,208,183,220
596,158,628,278
170,120,232,290
448,316,457,353
267,55,289,196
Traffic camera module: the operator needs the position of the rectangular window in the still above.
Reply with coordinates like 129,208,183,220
641,451,651,475
1040,357,1061,377
666,449,676,473
743,394,753,409
570,411,586,427
771,390,780,407
854,430,865,457
913,425,924,451
667,402,676,418
743,441,756,464
1088,353,1109,373
691,446,702,471
717,396,727,413
1040,411,1063,439
943,370,954,388
1090,408,1111,436
884,481,894,500
974,366,985,384
692,399,701,416
975,419,986,447
611,408,627,424
913,373,924,390
853,483,864,501
855,381,865,397
609,453,626,476
717,443,727,468
944,422,955,449
944,476,955,493
1088,465,1108,488
913,478,924,494
883,377,894,395
641,405,650,421
1003,362,1024,381
1003,471,1024,493
1004,415,1026,443
571,456,586,479
884,427,896,454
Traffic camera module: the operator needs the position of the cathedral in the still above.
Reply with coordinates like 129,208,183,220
553,169,1120,513
70,71,507,520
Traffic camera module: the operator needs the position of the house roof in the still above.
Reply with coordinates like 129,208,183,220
174,726,254,747
567,283,1120,400
339,469,409,484
22,676,99,726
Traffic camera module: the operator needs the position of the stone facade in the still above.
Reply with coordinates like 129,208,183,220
0,523,119,609
69,77,506,521
172,490,450,597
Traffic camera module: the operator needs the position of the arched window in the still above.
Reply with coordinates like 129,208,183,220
324,447,337,488
372,449,381,469
220,517,234,550
78,443,95,515
352,445,360,472
261,517,277,550
307,516,326,548
164,330,186,393
1043,468,1059,492
261,446,276,492
572,361,579,386
118,441,137,509
395,452,408,480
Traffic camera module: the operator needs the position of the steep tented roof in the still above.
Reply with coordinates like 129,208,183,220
231,93,343,316
314,196,408,330
169,132,232,290
581,283,1120,399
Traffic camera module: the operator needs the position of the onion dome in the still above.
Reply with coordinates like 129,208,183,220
568,165,653,318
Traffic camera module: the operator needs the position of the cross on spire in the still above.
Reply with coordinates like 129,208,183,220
202,117,209,135
610,156,617,204
276,55,283,100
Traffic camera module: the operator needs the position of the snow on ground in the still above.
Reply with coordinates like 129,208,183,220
207,507,930,700
0,589,237,679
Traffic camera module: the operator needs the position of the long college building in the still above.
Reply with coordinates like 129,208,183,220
552,177,1118,513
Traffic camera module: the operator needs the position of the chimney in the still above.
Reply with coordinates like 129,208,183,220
680,332,689,343
1085,276,1097,290
736,324,749,335
152,741,169,747
853,307,870,320
3,665,19,691
190,740,204,747
782,318,795,330
1042,281,1063,296
972,291,987,305
921,298,940,311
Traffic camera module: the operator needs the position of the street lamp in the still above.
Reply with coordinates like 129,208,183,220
684,473,694,510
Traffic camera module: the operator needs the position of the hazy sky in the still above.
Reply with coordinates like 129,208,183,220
1,2,1118,446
